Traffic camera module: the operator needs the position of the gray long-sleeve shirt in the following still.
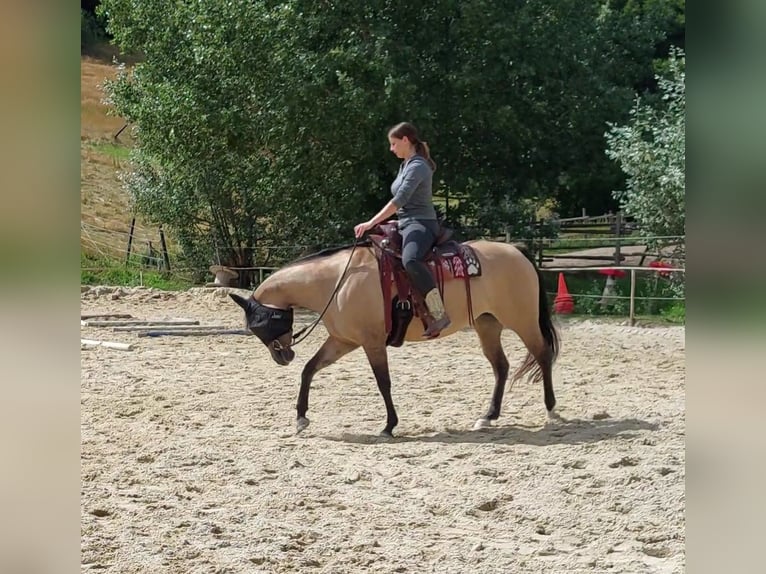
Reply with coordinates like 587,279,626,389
390,154,437,226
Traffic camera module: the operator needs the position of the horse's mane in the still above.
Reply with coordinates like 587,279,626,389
283,239,372,268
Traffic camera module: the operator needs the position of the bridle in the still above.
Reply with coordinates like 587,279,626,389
289,237,361,346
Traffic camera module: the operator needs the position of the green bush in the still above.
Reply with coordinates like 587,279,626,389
660,302,685,323
543,270,685,321
605,49,685,244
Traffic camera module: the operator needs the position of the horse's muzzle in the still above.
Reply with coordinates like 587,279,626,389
269,340,295,366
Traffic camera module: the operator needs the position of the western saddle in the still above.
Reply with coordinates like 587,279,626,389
367,221,480,346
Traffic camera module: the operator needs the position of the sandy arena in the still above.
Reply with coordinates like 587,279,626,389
81,286,685,573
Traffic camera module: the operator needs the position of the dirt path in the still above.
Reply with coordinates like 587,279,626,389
81,287,685,573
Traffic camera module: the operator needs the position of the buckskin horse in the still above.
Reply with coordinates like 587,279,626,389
230,226,559,437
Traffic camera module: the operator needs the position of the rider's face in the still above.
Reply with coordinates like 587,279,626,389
388,136,412,159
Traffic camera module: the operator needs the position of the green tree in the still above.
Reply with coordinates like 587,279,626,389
605,48,685,243
100,0,669,279
81,7,108,51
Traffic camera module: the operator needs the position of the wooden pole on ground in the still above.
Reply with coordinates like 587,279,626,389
82,319,199,327
81,313,133,320
137,329,250,337
113,324,229,332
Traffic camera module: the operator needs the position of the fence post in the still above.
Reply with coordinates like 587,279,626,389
614,211,622,266
125,217,135,267
113,122,129,141
159,225,171,272
629,269,636,326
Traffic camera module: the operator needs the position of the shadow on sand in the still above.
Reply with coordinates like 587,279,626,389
321,416,659,447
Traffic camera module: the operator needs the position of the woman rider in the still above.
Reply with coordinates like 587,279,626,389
354,122,451,338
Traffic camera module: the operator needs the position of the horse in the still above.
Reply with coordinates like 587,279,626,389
230,238,560,437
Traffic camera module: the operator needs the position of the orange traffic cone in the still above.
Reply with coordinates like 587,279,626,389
554,272,574,314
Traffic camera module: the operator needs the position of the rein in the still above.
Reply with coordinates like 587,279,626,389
290,238,361,346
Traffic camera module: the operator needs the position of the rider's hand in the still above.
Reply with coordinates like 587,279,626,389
354,220,374,238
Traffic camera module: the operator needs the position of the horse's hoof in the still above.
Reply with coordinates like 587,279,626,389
472,418,492,431
296,417,310,433
379,429,394,438
545,409,562,425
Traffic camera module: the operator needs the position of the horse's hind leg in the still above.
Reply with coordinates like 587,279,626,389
472,313,510,430
513,331,558,422
296,336,358,433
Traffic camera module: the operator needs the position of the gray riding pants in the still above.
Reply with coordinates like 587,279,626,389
399,219,440,296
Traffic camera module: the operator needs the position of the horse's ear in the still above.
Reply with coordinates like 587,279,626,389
229,293,251,311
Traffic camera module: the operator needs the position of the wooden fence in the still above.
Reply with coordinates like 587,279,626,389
514,212,682,269
82,211,684,286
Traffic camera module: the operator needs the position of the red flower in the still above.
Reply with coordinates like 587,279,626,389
649,260,672,277
599,268,626,278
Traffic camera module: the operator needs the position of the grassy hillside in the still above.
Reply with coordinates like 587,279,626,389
80,54,161,263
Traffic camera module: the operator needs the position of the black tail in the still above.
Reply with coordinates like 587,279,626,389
511,243,560,382
536,265,560,364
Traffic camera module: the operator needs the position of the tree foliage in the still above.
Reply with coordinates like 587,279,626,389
81,1,108,52
605,48,684,243
99,0,681,274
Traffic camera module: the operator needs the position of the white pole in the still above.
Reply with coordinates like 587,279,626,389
629,269,636,326
81,339,134,351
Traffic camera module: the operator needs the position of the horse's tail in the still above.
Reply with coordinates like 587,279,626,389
511,243,560,384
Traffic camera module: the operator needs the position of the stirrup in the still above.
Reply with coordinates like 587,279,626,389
423,315,451,339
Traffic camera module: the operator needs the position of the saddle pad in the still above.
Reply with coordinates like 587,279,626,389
432,242,482,279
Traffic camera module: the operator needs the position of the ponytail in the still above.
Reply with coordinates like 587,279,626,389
416,141,437,172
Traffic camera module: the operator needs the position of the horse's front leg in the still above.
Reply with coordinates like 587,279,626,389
363,345,399,437
296,336,358,433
